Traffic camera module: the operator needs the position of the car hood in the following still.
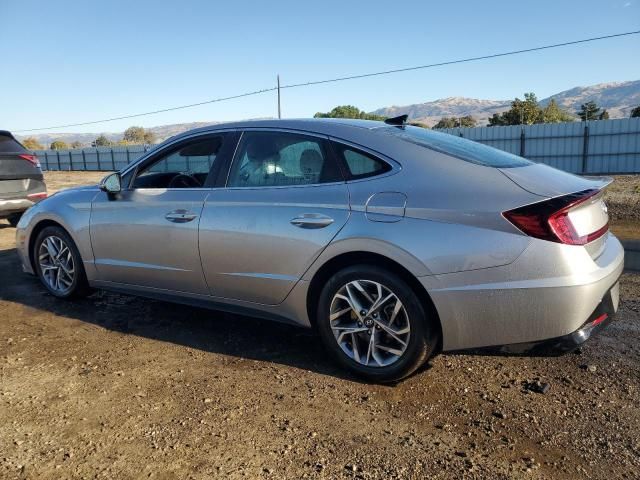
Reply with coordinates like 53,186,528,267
498,163,612,197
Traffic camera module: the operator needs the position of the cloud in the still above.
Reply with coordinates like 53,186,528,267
624,1,632,6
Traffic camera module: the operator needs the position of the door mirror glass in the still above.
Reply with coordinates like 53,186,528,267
100,172,122,194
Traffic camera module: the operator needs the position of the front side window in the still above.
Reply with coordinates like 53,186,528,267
132,136,223,188
227,131,342,187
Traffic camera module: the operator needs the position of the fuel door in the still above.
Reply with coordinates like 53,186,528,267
365,192,407,223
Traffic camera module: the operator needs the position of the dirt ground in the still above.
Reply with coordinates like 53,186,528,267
1,172,639,479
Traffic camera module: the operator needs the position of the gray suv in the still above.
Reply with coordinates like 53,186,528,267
0,131,47,226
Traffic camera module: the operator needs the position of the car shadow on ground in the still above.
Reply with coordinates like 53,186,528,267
0,246,433,384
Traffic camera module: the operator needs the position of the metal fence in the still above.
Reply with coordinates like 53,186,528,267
35,145,150,171
36,117,640,174
438,117,640,174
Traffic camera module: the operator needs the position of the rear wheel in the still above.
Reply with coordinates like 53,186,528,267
33,226,91,299
317,265,439,383
7,213,22,227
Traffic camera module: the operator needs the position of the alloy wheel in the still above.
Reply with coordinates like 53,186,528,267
329,280,411,367
38,235,75,293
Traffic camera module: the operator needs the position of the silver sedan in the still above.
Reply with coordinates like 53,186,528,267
16,118,624,382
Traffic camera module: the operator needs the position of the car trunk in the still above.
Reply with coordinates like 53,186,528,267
500,163,611,258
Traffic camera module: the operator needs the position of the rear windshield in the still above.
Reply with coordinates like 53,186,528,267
381,125,532,168
0,133,27,154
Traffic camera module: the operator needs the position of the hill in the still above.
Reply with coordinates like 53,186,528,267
371,80,640,126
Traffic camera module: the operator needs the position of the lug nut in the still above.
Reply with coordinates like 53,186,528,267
360,310,366,316
367,329,372,335
357,321,363,327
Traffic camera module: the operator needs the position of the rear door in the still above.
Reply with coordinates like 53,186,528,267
199,129,350,305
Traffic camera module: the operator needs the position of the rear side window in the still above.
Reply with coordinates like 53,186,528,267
227,131,342,187
383,125,532,168
0,133,27,153
332,142,391,179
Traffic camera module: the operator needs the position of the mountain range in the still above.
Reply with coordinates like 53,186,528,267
372,80,640,126
16,80,640,146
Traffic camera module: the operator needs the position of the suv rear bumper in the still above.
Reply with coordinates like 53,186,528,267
0,197,35,218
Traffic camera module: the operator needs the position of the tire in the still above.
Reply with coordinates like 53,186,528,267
33,226,91,299
317,265,439,383
7,213,22,227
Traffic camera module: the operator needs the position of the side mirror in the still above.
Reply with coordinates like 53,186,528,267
100,172,122,194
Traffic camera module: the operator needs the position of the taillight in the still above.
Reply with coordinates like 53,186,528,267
503,189,608,246
19,154,41,167
27,192,47,201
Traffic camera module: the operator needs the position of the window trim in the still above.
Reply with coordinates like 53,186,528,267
223,128,346,189
124,131,239,190
328,138,399,183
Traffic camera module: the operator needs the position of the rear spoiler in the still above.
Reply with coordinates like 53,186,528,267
584,176,614,191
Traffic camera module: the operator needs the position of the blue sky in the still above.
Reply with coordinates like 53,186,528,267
1,0,639,134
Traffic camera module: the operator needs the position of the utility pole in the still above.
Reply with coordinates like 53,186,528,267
277,74,281,119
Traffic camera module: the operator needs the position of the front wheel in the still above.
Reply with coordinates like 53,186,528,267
33,226,91,299
317,265,439,383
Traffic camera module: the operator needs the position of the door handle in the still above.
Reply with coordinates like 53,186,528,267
290,213,334,229
165,210,198,223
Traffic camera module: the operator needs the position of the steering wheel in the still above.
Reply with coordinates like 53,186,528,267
168,173,201,189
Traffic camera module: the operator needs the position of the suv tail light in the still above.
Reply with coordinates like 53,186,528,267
19,154,41,168
503,189,609,246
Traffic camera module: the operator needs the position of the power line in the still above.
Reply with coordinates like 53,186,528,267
15,30,640,133
15,87,277,132
280,30,640,89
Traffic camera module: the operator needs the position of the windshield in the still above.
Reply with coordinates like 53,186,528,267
381,125,532,168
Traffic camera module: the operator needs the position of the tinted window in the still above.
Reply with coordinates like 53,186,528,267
0,133,27,153
332,142,391,179
133,136,222,188
227,131,342,187
383,125,532,168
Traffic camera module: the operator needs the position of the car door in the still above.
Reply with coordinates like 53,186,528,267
199,129,350,305
90,132,236,294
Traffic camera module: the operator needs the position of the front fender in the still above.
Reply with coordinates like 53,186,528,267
16,188,98,280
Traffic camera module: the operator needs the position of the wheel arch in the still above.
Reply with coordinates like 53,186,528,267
306,251,443,351
27,219,68,273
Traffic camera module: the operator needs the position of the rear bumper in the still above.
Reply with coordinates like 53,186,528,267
0,197,34,217
486,280,619,355
423,233,625,351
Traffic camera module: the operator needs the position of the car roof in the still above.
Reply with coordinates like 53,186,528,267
167,118,389,143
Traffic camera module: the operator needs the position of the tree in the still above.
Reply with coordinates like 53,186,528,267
50,140,69,150
488,93,574,126
93,135,112,147
123,126,146,144
22,137,43,150
539,99,574,123
599,109,609,120
70,141,83,149
314,105,386,121
122,126,156,144
488,93,540,126
577,101,601,121
433,116,477,129
143,131,156,144
631,106,640,118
